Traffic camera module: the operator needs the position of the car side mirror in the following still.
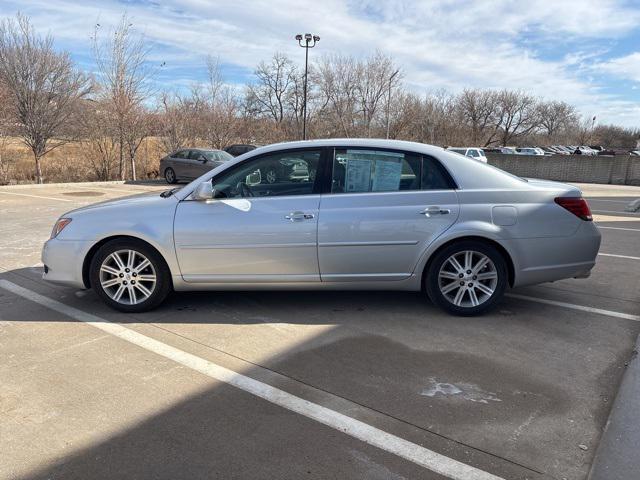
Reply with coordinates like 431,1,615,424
192,182,213,201
212,188,226,199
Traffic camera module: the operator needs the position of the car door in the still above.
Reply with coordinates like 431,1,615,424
174,148,323,283
318,147,459,282
170,150,190,179
191,151,216,177
184,150,208,178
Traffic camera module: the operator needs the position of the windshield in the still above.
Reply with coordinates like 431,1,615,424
203,150,234,162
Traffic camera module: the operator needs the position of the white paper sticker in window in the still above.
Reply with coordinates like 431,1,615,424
345,158,372,192
372,159,402,191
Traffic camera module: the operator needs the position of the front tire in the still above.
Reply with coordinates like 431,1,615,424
425,241,507,316
89,239,172,313
164,167,177,184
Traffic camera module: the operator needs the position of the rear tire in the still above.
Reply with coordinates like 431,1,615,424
89,238,172,313
425,240,507,316
164,167,177,184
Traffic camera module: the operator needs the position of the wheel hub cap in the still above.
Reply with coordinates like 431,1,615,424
99,249,157,305
437,250,498,308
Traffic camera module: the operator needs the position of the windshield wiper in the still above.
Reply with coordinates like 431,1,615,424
160,187,180,198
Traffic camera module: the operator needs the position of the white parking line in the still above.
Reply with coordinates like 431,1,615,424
587,199,634,204
598,226,640,232
592,209,640,216
506,294,640,322
0,279,503,480
599,253,640,261
0,190,73,202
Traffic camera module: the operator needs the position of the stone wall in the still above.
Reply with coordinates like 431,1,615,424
485,154,640,185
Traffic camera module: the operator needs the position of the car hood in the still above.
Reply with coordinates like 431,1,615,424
65,190,173,216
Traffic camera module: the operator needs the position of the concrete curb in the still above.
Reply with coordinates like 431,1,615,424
588,334,640,480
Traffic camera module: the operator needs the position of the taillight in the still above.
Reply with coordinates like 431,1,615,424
554,197,592,221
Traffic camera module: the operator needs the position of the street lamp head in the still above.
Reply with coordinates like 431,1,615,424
313,35,320,42
295,34,303,41
304,33,312,41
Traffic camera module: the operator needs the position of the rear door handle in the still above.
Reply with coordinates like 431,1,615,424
420,206,450,217
285,211,315,221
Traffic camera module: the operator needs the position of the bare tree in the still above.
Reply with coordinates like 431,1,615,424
457,89,500,146
79,99,119,180
356,51,398,137
537,100,577,139
246,53,297,124
592,124,640,149
0,14,91,183
92,14,154,180
316,54,359,137
0,81,14,183
493,90,540,146
157,92,199,153
199,57,241,149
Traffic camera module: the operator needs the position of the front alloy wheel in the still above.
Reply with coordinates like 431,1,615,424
90,239,171,312
99,250,157,305
426,241,507,316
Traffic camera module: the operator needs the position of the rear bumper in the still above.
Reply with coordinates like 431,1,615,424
42,238,92,289
506,222,601,287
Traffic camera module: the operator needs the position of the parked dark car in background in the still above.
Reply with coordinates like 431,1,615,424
589,146,616,156
224,144,258,157
160,148,233,184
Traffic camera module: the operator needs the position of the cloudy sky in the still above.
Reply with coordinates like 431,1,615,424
2,0,639,126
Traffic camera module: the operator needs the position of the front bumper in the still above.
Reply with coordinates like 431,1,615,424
42,238,93,289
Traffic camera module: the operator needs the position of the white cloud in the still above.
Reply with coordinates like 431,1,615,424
2,0,639,126
596,52,640,83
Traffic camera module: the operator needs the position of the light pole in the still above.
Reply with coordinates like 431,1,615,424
385,69,400,139
295,33,319,140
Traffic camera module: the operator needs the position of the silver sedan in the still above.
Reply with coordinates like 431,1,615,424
42,139,601,316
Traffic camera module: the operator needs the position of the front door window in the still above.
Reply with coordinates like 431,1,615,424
212,150,321,198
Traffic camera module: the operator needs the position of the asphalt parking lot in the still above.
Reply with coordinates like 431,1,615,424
1,181,639,480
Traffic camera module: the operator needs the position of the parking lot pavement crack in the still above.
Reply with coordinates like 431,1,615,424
146,321,549,478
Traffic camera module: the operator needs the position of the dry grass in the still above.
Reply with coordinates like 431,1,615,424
0,137,167,184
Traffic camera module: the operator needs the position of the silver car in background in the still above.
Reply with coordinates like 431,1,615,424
160,148,233,184
446,147,488,163
42,139,601,316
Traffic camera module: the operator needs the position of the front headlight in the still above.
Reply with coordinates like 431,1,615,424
51,218,72,239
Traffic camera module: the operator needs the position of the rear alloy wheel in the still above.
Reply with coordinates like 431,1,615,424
164,167,177,184
90,239,171,312
426,241,507,316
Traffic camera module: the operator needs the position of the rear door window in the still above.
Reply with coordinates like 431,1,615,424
331,149,421,193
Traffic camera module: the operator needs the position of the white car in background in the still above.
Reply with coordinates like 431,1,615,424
446,147,488,163
574,146,598,156
515,148,545,156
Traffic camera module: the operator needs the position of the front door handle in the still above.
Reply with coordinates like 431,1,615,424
285,211,315,221
420,206,450,217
